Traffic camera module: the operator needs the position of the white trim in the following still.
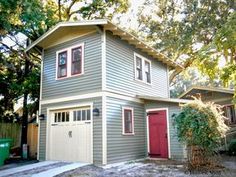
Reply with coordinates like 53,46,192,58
102,95,107,165
37,49,44,160
134,52,152,85
45,102,93,163
167,66,170,98
102,28,106,91
55,43,84,80
122,107,135,135
146,108,171,159
40,91,143,105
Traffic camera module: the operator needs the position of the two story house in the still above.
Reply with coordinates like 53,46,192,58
26,19,188,166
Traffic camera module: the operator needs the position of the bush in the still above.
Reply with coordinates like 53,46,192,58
228,139,236,155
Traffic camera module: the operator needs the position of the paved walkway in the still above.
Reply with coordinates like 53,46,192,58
0,161,88,177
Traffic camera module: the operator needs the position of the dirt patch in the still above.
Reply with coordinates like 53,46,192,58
56,157,236,177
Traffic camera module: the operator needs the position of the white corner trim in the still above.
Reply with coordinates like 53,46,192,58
37,49,44,160
101,28,106,91
102,95,107,165
122,107,135,135
146,108,171,159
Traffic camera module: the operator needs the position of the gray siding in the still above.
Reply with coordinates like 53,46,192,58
42,32,102,100
39,97,103,165
144,101,186,160
106,97,146,164
106,32,169,98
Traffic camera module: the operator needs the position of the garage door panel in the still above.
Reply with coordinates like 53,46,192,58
49,108,92,163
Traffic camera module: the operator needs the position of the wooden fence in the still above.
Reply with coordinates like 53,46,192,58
0,123,21,147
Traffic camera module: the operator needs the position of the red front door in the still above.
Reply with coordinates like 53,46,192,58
148,110,168,158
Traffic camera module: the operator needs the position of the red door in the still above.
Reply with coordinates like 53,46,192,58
148,110,168,158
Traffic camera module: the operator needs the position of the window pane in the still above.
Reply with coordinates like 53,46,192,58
59,51,67,65
66,112,69,122
58,112,61,122
62,112,65,122
73,111,76,121
77,111,81,121
136,57,142,68
58,65,67,77
145,61,151,83
136,57,142,80
82,110,86,121
124,109,133,133
87,110,91,120
54,113,57,122
72,47,82,75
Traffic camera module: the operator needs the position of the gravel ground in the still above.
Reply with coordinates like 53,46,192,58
56,155,236,177
3,162,70,177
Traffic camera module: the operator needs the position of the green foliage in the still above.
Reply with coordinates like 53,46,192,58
228,139,236,155
174,99,229,152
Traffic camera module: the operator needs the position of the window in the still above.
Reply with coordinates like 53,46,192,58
58,51,67,78
122,107,134,135
73,109,91,121
71,47,82,75
56,43,84,79
134,53,151,84
54,111,70,123
223,105,236,124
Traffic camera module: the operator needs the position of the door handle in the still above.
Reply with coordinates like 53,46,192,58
68,131,72,138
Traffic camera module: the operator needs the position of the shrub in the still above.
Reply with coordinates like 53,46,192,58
228,139,236,155
173,98,229,169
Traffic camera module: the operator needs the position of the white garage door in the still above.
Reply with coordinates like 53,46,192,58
48,107,92,163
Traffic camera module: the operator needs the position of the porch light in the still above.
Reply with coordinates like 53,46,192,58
93,108,100,116
39,114,45,120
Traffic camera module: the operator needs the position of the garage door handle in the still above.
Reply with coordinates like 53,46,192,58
51,124,58,126
85,122,91,124
68,131,72,138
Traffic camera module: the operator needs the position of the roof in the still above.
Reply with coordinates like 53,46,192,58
179,86,235,99
137,95,191,104
25,19,183,69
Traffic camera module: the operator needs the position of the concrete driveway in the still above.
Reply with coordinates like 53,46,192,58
0,161,88,177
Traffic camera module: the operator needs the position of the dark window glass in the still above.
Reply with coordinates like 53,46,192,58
145,61,151,83
77,111,81,121
58,112,61,122
124,109,133,133
82,110,86,121
58,51,67,78
71,47,82,75
54,113,57,122
62,112,65,122
136,56,142,80
66,112,69,122
87,110,91,120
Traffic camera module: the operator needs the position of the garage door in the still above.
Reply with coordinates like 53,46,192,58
48,107,92,163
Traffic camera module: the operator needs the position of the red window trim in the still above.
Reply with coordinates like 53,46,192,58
57,51,67,78
122,107,134,135
71,46,83,75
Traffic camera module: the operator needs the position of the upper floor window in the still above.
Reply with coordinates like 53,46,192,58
58,51,67,78
122,107,134,135
56,43,84,79
134,53,151,84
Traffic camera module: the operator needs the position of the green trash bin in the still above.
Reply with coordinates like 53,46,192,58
0,139,12,166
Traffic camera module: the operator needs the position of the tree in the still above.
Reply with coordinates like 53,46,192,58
0,0,129,156
173,98,229,169
137,0,235,94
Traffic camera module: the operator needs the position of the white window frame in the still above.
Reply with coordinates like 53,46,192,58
122,107,135,135
56,43,84,80
134,52,152,85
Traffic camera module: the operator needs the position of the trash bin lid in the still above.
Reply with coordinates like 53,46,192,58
0,139,13,143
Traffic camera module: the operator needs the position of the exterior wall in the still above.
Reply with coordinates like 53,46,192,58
42,32,102,100
106,97,147,163
39,97,103,165
106,31,169,98
144,101,186,160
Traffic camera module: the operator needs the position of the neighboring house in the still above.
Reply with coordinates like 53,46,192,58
179,86,236,149
179,86,236,126
26,19,189,166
